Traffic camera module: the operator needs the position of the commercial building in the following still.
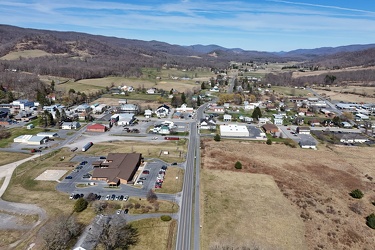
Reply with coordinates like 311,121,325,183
86,123,107,133
91,153,142,185
13,135,48,145
220,124,249,137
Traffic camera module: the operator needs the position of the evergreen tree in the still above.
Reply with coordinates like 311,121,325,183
55,109,61,123
251,107,262,120
201,82,205,90
197,96,201,106
181,92,186,104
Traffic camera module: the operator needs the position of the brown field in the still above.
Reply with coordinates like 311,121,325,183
155,167,184,194
0,151,31,166
292,66,375,78
313,87,375,103
1,49,53,60
201,139,375,250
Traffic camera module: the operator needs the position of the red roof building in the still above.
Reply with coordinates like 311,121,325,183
86,123,107,133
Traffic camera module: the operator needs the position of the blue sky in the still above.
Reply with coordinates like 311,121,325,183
1,0,375,51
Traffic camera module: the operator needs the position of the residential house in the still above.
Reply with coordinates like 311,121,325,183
175,104,194,113
200,118,216,130
223,114,232,122
61,122,81,130
156,104,171,118
146,88,157,94
144,109,152,118
75,104,91,114
258,117,270,124
309,119,321,127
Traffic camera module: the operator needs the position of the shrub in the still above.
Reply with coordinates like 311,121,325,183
266,139,272,145
234,161,242,170
350,189,364,199
214,134,221,142
160,215,172,221
366,213,375,229
74,198,88,212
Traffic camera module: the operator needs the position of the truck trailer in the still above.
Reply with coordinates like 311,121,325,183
82,142,93,152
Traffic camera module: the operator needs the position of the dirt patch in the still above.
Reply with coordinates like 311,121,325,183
201,139,375,250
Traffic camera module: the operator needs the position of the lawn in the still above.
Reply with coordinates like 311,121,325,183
130,218,177,250
83,140,188,163
124,197,179,214
155,167,184,194
271,86,310,97
102,92,161,101
0,127,52,148
0,151,31,166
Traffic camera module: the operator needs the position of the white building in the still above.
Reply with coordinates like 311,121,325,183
118,113,135,126
36,132,59,139
258,117,270,124
175,104,194,113
144,110,152,118
223,114,232,122
220,124,249,137
61,122,81,130
274,118,283,125
13,135,48,145
156,104,171,118
94,104,107,114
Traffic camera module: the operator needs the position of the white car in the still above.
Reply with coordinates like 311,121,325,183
105,195,110,200
69,193,74,199
116,209,121,215
124,195,129,201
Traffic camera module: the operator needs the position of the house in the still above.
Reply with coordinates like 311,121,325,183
91,153,142,185
262,124,279,134
297,126,310,134
299,139,317,149
210,86,219,92
223,114,232,122
75,104,91,113
274,118,283,125
144,109,152,118
156,104,171,118
175,104,194,113
309,119,321,127
200,118,216,130
258,117,270,124
119,104,139,114
12,99,34,110
305,111,315,117
86,123,107,133
220,124,249,137
223,103,230,108
61,122,81,130
146,88,157,94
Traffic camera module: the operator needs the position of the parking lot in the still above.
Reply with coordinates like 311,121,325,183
56,156,180,202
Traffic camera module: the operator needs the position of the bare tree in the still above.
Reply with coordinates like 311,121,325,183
146,189,158,203
97,216,138,250
40,215,82,250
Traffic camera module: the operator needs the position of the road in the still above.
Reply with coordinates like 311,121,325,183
227,76,236,93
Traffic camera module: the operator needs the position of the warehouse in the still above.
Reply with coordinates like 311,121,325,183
36,132,59,139
220,124,249,137
86,123,107,133
13,135,48,145
118,113,135,126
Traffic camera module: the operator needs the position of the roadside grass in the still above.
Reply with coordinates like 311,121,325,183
0,152,31,166
0,177,4,188
155,167,184,194
2,148,94,218
83,140,187,163
124,197,179,214
0,229,25,248
199,129,217,135
200,169,306,250
129,218,177,250
0,127,53,148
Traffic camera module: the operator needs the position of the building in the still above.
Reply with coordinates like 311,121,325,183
91,153,142,185
175,104,194,113
156,104,170,118
75,104,91,113
258,117,270,124
119,104,139,114
118,113,135,126
144,109,152,118
12,99,34,111
13,135,48,145
299,139,317,149
93,104,107,114
200,118,216,130
297,126,310,134
61,122,81,130
220,124,249,137
262,124,279,134
223,114,232,122
36,132,59,139
86,123,107,133
339,134,369,144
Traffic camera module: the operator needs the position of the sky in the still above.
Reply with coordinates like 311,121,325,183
0,0,375,51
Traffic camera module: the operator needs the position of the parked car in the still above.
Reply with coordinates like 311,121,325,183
171,162,178,165
116,209,121,215
111,194,116,200
139,177,146,180
124,195,129,201
105,195,110,200
69,193,75,199
142,170,150,174
124,209,129,214
65,176,73,179
99,156,106,159
136,181,143,185
71,147,78,152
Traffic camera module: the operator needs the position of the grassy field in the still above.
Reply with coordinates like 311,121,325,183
0,127,52,148
55,80,105,94
155,167,184,194
1,49,52,60
201,139,375,250
130,218,177,250
102,92,161,101
82,140,188,163
201,169,306,250
271,86,310,97
124,197,179,214
313,86,375,103
0,151,31,166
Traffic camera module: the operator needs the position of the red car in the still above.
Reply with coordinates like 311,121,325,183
142,170,150,174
